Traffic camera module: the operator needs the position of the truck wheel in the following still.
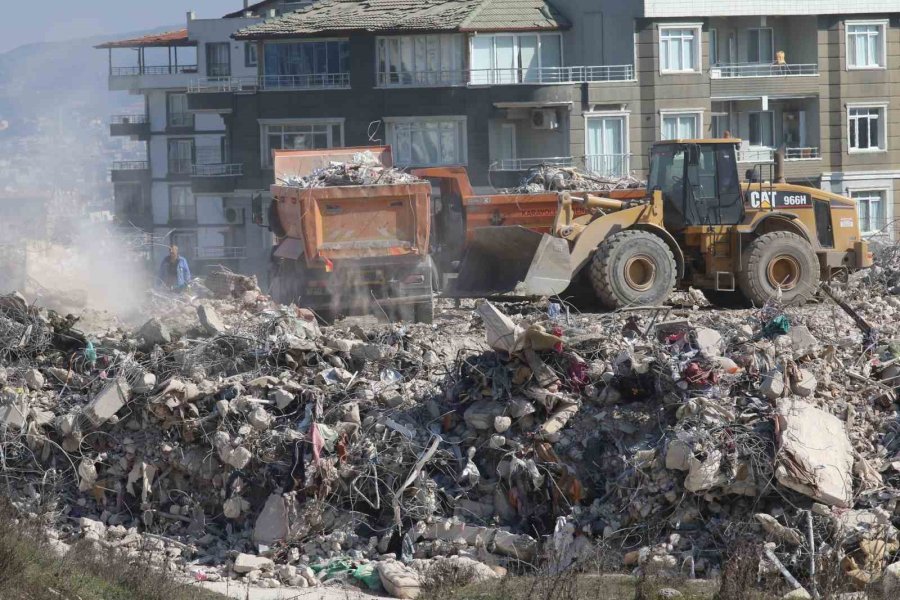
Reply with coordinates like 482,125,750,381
738,231,819,306
701,289,752,309
415,300,435,324
590,230,677,310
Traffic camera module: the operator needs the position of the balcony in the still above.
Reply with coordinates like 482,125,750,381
584,154,632,179
490,157,575,171
736,148,822,163
191,163,244,194
195,246,247,260
375,65,635,88
108,64,198,91
110,161,150,183
110,114,149,140
188,73,350,93
710,63,818,79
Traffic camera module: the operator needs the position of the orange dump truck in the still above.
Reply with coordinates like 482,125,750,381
269,146,435,322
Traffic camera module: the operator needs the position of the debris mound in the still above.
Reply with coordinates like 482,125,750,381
281,151,422,188
505,164,643,194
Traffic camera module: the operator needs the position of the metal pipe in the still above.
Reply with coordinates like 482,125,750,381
581,194,625,211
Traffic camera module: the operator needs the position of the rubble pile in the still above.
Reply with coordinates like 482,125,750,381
282,151,422,188
506,164,643,194
4,262,900,598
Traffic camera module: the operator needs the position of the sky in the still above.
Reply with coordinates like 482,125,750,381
0,1,242,54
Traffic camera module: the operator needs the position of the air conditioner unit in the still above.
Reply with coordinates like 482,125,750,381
531,109,559,130
224,207,244,225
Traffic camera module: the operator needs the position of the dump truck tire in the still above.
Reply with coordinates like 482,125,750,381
738,231,819,306
590,230,676,309
701,289,752,309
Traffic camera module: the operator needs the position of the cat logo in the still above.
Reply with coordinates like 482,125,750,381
747,190,811,209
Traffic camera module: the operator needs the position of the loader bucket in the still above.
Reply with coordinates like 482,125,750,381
448,226,572,298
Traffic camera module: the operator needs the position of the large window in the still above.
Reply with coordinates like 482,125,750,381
376,35,464,86
659,26,700,73
747,28,774,64
852,190,887,234
386,117,467,167
748,111,774,147
709,29,718,66
585,114,628,177
206,42,231,77
167,93,194,128
168,139,194,174
470,33,562,84
847,22,886,69
661,112,700,140
711,114,731,138
848,105,886,152
169,186,196,222
263,40,350,88
261,120,343,167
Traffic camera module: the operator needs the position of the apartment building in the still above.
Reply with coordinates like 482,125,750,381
97,1,314,278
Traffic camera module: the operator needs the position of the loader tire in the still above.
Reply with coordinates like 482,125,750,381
737,231,819,306
701,289,752,309
589,230,676,310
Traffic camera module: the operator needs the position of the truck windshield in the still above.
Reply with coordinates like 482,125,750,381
648,145,686,196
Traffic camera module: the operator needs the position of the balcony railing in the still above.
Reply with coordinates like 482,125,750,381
584,154,632,178
377,65,635,87
710,63,818,79
736,148,775,163
192,164,244,177
784,147,821,160
111,161,149,171
195,246,247,260
189,73,350,93
490,157,575,171
110,114,148,125
111,65,198,76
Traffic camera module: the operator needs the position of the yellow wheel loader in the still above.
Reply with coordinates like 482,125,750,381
451,139,872,308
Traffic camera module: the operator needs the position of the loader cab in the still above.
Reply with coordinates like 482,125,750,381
649,140,744,232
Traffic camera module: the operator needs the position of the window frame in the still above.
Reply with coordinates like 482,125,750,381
746,27,775,64
166,92,194,129
847,103,888,153
245,42,258,68
168,185,196,223
659,110,703,140
747,110,775,148
709,28,718,67
845,20,888,70
384,115,468,167
258,118,345,168
850,188,889,235
262,38,351,79
167,138,195,175
205,42,232,78
375,34,466,87
467,32,564,85
658,24,702,74
584,110,631,177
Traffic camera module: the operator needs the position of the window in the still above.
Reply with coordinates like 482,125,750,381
245,43,258,68
260,120,343,167
376,35,464,86
263,40,350,88
168,139,194,174
386,117,467,166
661,113,700,140
169,186,196,222
469,33,562,84
170,231,197,261
747,28,774,64
206,42,231,77
848,105,886,152
496,123,517,162
659,26,700,73
852,190,886,234
847,22,886,69
585,114,628,176
711,114,731,138
748,111,774,147
709,29,718,66
167,93,194,129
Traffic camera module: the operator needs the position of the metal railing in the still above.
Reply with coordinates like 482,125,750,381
110,114,148,125
490,157,575,171
195,246,247,260
168,159,193,175
378,65,635,87
192,163,244,177
736,148,775,163
710,63,818,78
111,65,198,76
111,160,149,171
189,73,351,93
784,147,821,160
584,154,632,178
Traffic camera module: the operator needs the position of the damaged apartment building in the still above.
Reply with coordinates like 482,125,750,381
100,0,900,282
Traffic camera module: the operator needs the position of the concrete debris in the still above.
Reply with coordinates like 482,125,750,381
282,152,422,188
505,164,643,194
4,247,900,598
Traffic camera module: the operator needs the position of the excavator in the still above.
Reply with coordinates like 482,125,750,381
449,139,872,308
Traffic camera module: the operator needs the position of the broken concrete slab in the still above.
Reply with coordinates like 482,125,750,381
377,560,421,599
760,370,785,400
0,399,28,430
24,368,44,390
477,301,524,354
84,378,131,427
252,494,291,546
789,325,819,358
694,328,723,357
790,368,817,397
197,303,226,335
138,318,171,346
775,399,854,508
234,553,274,574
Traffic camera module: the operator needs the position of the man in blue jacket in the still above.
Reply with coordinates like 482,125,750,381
159,245,192,290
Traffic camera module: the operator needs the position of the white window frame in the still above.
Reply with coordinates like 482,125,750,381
468,32,564,85
847,103,888,154
747,110,775,148
709,28,718,66
584,110,630,176
659,110,703,140
498,123,517,161
169,185,196,222
846,20,888,70
850,188,890,236
258,118,345,167
658,24,702,74
384,115,468,167
375,34,466,87
747,27,775,64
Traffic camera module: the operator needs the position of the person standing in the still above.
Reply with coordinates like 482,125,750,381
159,245,192,290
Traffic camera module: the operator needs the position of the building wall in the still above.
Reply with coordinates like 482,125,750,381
189,16,263,80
